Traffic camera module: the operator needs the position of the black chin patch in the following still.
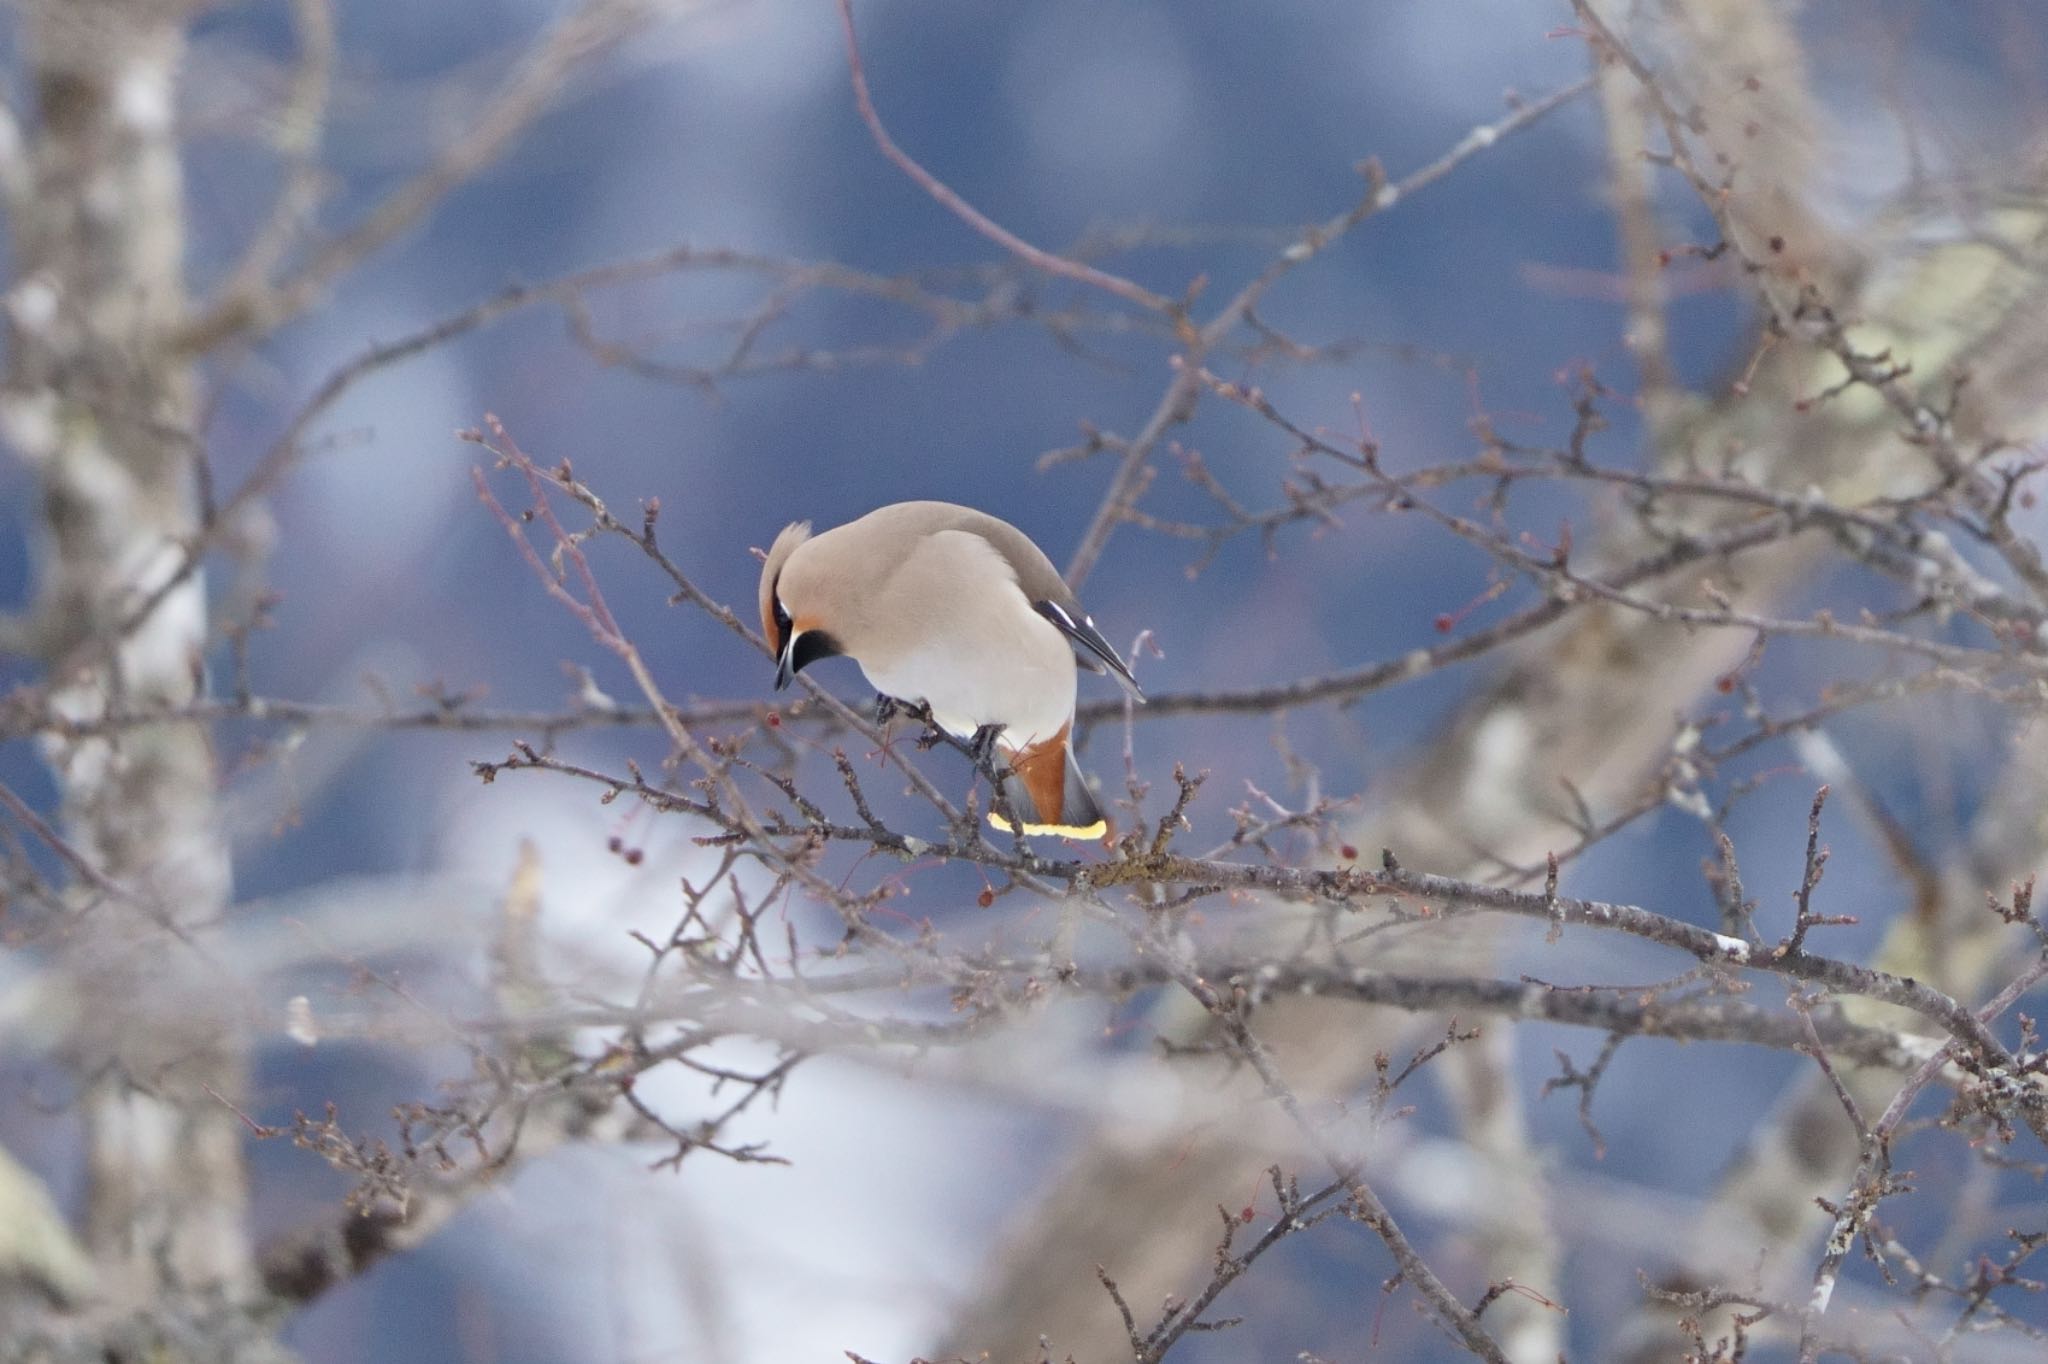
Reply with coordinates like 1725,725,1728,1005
790,630,844,675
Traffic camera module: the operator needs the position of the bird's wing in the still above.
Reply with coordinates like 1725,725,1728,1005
1032,599,1144,701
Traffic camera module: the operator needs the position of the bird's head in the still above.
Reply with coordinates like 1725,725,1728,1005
758,520,846,689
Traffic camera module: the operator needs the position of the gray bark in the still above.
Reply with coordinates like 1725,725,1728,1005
2,2,259,1357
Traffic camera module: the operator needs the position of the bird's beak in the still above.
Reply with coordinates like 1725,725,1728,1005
774,633,798,690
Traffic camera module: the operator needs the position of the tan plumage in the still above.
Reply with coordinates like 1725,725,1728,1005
758,501,1142,839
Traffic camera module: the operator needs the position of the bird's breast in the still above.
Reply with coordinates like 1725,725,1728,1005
860,631,1076,748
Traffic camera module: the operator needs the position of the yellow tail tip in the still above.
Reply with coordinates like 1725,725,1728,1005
987,811,1107,841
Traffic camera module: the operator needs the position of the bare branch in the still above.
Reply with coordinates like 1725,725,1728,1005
179,0,658,351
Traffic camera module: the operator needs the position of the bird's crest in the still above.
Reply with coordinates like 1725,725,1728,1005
757,520,813,649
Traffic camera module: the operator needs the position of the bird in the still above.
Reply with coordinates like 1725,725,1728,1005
757,500,1143,840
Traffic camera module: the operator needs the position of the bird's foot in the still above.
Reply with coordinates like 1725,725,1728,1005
902,702,952,752
967,723,1008,782
873,693,910,726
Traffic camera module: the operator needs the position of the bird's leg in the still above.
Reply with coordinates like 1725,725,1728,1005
970,724,1032,848
968,723,1008,784
866,694,917,767
880,699,946,751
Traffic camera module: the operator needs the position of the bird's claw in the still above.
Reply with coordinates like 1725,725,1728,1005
968,723,1007,781
895,701,951,751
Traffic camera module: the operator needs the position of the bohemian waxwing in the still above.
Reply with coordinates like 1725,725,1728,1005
758,501,1143,839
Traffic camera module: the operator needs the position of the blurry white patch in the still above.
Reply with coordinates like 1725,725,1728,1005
569,663,620,713
286,994,319,1046
491,1053,1014,1362
1708,933,1752,964
1381,1134,1471,1219
1664,785,1712,821
439,777,691,976
0,390,60,463
1793,730,1852,787
7,275,58,333
105,1089,179,1171
115,63,174,134
434,766,792,985
50,440,138,511
223,497,280,566
1005,5,1203,211
124,532,197,602
1460,707,1530,835
119,555,207,695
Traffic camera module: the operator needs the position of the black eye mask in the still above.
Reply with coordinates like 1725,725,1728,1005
789,629,842,675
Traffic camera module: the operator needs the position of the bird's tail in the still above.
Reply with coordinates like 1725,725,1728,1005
991,730,1108,841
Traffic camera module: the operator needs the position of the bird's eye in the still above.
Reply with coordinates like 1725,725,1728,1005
773,596,792,639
